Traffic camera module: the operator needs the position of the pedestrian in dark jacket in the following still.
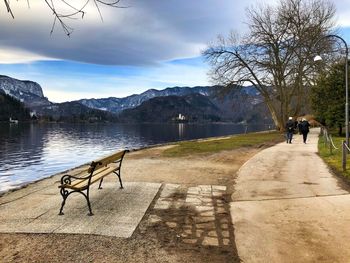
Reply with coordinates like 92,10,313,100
297,120,302,134
285,117,295,144
299,118,310,143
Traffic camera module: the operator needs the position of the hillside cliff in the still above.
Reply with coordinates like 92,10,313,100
0,75,50,107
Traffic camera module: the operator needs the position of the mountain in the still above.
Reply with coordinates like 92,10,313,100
58,84,270,123
118,93,222,123
0,75,114,122
0,75,51,107
77,86,217,113
0,90,31,121
33,101,117,122
76,85,262,114
210,88,268,123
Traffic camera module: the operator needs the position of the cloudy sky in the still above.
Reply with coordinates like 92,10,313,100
1,0,350,102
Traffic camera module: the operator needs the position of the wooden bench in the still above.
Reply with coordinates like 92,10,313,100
58,150,128,216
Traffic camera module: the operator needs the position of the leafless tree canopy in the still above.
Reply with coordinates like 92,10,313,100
204,0,336,130
3,0,125,36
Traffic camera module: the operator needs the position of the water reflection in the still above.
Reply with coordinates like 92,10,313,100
0,122,273,193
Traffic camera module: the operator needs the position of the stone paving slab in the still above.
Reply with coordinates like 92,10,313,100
149,184,233,247
0,182,161,238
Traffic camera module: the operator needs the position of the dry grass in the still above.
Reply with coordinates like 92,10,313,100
318,134,350,179
162,131,284,157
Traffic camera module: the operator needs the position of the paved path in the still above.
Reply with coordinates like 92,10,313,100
230,128,350,263
0,174,230,243
0,180,161,238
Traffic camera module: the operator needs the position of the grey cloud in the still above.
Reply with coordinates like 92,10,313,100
0,0,259,65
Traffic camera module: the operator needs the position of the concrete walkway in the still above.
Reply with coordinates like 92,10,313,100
230,128,350,262
0,180,161,238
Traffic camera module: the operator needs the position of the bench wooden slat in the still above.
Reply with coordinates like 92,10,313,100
74,166,117,189
60,166,118,190
89,151,125,173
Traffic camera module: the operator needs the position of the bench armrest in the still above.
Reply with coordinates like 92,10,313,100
60,174,90,186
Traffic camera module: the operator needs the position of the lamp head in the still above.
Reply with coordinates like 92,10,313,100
314,55,323,62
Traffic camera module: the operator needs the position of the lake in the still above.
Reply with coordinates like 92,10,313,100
0,122,274,193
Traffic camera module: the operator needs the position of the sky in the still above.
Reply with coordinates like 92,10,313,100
1,0,350,102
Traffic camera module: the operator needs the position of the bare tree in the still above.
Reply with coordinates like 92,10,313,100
204,0,336,130
3,0,126,36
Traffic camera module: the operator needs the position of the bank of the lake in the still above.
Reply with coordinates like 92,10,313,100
0,122,274,193
0,130,283,263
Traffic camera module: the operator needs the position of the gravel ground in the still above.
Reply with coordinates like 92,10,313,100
0,143,270,263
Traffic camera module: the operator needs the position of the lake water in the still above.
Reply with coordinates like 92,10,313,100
0,122,274,193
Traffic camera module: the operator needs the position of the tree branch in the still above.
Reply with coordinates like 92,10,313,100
3,0,126,36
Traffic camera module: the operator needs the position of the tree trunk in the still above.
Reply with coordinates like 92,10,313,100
338,124,343,137
263,95,282,130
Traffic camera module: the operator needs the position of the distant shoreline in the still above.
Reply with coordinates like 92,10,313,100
0,120,275,125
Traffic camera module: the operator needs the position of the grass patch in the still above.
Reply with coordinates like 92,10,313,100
318,133,350,179
162,131,284,157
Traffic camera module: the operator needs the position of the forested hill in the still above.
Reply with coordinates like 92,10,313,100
33,102,118,122
118,94,224,123
0,91,31,121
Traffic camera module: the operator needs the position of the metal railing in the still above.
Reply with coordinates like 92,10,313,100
321,127,339,154
321,126,350,171
342,140,350,171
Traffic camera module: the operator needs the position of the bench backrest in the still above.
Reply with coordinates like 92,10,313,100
88,150,127,174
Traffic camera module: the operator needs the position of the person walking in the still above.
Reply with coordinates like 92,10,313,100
285,117,295,144
299,118,311,144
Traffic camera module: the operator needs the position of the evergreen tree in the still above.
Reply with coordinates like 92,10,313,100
311,62,346,135
0,92,31,121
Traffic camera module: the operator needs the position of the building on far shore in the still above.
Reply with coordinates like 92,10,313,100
173,113,188,123
9,117,18,124
178,114,185,121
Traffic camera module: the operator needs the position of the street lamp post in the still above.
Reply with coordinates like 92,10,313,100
314,34,349,147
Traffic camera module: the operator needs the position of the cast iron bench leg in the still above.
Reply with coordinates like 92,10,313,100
82,190,94,216
98,178,104,189
59,188,68,215
114,170,123,189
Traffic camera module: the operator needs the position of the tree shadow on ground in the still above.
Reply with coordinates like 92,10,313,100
138,184,240,263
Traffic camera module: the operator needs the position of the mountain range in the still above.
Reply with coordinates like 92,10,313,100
0,75,272,123
77,86,215,113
